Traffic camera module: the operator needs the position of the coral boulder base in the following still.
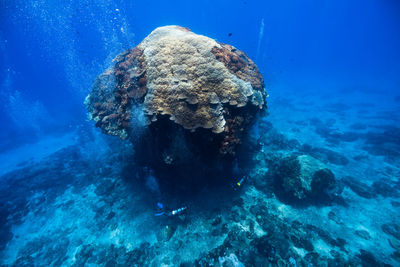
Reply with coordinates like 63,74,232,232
85,25,267,163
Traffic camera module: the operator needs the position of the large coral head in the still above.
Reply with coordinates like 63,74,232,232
85,25,267,172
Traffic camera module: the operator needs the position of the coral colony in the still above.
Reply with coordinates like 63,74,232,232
85,26,266,182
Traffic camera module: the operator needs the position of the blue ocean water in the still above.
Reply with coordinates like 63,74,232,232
1,0,400,266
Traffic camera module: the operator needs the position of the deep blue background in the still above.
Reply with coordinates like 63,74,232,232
1,0,399,150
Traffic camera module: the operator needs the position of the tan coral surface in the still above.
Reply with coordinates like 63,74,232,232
138,26,264,133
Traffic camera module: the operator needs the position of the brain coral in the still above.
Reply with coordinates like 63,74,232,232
85,25,267,161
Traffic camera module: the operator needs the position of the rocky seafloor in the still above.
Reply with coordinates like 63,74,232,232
1,88,400,266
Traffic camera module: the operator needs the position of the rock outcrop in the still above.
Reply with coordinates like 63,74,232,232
275,154,336,200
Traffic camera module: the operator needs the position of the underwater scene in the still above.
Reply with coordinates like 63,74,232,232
1,0,400,266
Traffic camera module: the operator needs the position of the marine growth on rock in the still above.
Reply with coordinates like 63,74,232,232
85,26,267,179
274,154,337,200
